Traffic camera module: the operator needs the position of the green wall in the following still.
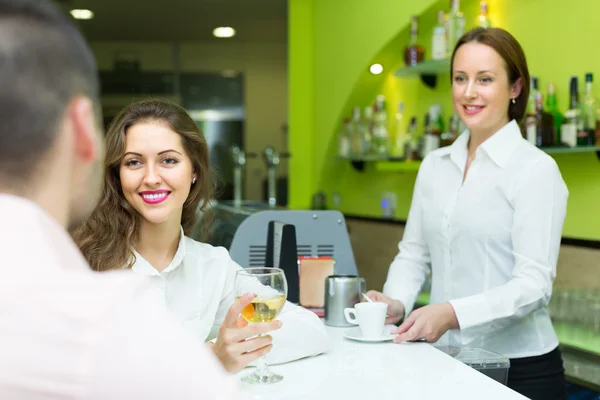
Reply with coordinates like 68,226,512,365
289,0,600,240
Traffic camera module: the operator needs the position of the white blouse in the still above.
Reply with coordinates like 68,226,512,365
383,120,568,359
131,231,330,365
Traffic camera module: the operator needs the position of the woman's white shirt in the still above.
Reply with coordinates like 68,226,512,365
383,120,568,358
131,233,330,365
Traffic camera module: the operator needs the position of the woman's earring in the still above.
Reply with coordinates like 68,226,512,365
192,178,196,184
511,98,516,104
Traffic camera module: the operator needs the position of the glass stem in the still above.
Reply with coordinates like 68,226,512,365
254,356,271,378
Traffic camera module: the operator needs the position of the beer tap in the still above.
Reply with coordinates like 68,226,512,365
230,145,246,207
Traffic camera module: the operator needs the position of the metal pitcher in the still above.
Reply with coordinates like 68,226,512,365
324,275,366,327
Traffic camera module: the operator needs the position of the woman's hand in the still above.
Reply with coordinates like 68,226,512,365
391,302,459,343
209,293,282,373
364,290,406,325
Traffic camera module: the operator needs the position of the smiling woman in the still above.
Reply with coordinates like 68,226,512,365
72,98,330,373
73,99,214,272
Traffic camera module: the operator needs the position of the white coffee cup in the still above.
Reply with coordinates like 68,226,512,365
343,302,388,339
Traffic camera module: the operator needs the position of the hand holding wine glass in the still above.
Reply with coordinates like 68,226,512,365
211,293,282,373
234,267,288,384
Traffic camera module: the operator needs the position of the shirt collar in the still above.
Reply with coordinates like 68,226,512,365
131,226,186,276
438,120,521,170
478,120,522,168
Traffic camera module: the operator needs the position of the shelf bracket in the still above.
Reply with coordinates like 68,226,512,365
420,74,437,89
350,160,365,172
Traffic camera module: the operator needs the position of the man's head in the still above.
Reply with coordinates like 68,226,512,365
0,0,104,229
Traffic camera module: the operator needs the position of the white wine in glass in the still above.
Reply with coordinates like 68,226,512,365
235,267,288,385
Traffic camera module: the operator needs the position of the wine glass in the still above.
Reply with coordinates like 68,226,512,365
234,267,288,384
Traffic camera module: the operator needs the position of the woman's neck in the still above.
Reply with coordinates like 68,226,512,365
467,118,509,158
134,217,182,273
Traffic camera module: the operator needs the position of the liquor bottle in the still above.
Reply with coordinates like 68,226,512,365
524,76,540,146
596,105,600,145
404,117,420,161
545,83,563,145
392,101,407,158
350,107,364,156
440,114,460,147
404,15,425,66
561,77,584,147
569,76,589,146
583,72,598,146
477,1,491,28
371,95,390,156
362,106,374,154
420,105,442,158
337,117,352,158
431,11,447,61
446,0,465,57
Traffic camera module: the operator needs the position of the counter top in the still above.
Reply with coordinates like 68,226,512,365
238,325,526,400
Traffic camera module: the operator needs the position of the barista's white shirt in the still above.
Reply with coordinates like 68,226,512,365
131,231,330,365
383,120,568,359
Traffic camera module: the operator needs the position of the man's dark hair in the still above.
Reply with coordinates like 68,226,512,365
0,0,100,187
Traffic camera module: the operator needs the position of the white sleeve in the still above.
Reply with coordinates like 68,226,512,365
449,157,568,343
88,279,245,400
382,157,432,317
211,257,330,365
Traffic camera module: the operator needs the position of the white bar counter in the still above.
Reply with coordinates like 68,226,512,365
239,325,527,400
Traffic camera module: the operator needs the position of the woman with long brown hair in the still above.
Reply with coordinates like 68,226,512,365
73,98,329,373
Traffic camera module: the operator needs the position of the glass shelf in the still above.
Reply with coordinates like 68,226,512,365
336,155,403,162
394,59,451,77
542,145,600,155
337,145,600,172
337,155,421,172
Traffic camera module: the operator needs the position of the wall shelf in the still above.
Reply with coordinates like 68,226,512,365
375,160,422,172
394,59,450,88
338,145,600,172
542,145,600,160
337,155,421,172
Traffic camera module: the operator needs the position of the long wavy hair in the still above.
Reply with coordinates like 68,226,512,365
72,98,215,271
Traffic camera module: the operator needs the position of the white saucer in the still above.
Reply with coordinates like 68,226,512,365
343,326,395,342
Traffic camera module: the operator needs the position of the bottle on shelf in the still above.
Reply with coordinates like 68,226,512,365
583,72,598,146
524,76,540,146
371,95,390,156
446,0,465,57
404,117,420,161
420,105,442,159
362,106,374,155
561,109,578,147
392,101,407,158
477,1,491,28
404,15,425,66
337,117,352,158
525,77,556,147
561,76,584,147
432,11,448,61
571,76,589,146
440,114,460,147
350,107,365,156
545,82,563,145
596,105,600,145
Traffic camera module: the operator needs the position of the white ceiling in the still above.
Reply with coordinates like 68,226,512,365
53,0,288,43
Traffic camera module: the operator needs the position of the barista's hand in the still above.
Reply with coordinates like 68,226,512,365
364,290,405,325
392,302,459,343
209,293,282,373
